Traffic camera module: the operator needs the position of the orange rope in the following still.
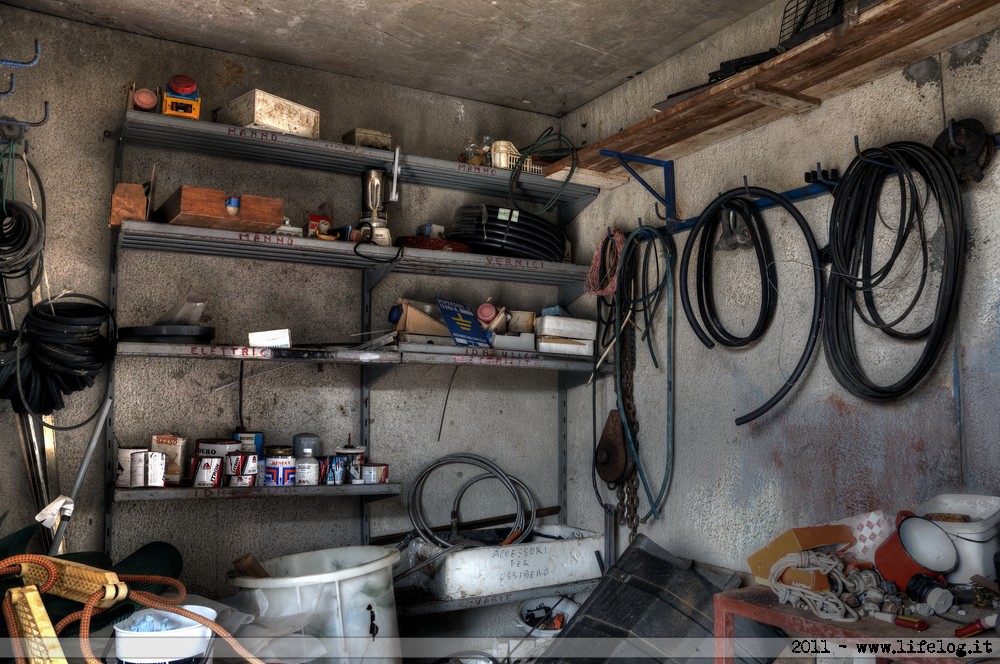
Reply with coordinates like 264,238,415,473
1,564,264,664
0,554,60,593
2,593,26,664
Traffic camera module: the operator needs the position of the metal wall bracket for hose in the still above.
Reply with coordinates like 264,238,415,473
0,40,40,68
598,150,677,227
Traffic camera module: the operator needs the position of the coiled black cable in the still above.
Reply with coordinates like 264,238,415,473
824,141,965,400
680,187,823,425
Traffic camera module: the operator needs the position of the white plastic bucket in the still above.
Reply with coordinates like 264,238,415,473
917,494,1000,584
114,604,217,664
516,596,580,638
229,546,401,663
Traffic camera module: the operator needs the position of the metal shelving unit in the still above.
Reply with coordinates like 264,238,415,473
113,483,400,503
109,115,600,599
119,111,600,222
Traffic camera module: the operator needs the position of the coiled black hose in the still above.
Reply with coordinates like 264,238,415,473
824,141,965,400
0,294,114,427
680,187,823,425
0,199,45,304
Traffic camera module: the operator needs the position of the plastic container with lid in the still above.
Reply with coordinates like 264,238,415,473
915,494,1000,584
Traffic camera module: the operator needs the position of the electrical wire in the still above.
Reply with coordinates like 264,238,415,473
679,187,823,425
824,141,965,400
0,147,46,304
509,127,578,217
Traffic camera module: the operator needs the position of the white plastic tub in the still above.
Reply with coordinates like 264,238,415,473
916,494,1000,584
114,604,217,664
229,546,401,663
401,524,603,600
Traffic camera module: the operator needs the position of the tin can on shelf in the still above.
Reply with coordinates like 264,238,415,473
193,457,223,488
325,456,347,485
334,446,364,484
225,452,258,476
233,430,264,455
264,446,295,487
197,438,242,457
227,474,257,487
362,463,389,484
115,447,146,488
130,451,166,488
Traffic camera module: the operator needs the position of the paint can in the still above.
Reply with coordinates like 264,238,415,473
150,434,189,485
233,430,264,455
264,446,296,486
193,457,223,488
227,474,257,487
225,452,259,476
362,463,388,484
129,451,166,488
334,446,365,484
325,456,346,485
116,447,146,488
196,438,242,457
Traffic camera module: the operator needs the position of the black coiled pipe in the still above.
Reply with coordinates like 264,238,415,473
824,141,965,400
680,187,823,425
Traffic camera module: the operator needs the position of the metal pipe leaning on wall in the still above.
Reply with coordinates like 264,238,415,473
679,187,824,426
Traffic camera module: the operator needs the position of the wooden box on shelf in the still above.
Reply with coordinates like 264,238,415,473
154,185,284,233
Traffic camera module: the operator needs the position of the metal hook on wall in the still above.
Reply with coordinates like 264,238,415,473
853,134,894,169
0,40,40,68
0,74,14,97
0,101,50,135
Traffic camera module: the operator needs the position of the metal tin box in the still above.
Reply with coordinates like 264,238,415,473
400,524,603,600
342,128,392,150
215,89,319,138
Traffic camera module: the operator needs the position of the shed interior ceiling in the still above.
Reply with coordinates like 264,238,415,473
3,0,775,116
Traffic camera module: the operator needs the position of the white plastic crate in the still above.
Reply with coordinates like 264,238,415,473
400,524,603,600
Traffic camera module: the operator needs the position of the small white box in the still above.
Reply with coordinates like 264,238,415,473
492,332,535,351
215,89,320,138
534,316,597,340
537,336,594,356
248,328,291,348
401,524,603,600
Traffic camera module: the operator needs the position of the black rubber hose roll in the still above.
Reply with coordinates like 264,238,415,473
824,141,965,401
679,187,823,426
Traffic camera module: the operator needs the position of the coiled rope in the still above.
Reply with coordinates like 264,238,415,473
768,551,858,622
0,555,264,664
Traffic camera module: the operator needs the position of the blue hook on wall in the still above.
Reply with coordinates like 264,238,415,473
0,40,40,68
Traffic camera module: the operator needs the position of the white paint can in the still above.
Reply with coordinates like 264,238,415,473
115,447,146,488
193,457,223,488
129,451,166,488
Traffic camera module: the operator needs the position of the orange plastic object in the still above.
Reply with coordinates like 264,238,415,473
746,525,855,591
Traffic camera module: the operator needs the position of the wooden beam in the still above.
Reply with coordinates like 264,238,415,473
546,0,1000,175
736,84,820,114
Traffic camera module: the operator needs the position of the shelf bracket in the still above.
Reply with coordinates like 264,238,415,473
599,149,676,224
363,262,396,292
363,364,397,387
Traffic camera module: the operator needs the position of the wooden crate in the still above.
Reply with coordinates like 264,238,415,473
154,185,284,233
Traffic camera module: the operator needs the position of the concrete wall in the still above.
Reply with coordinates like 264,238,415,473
562,1,1000,574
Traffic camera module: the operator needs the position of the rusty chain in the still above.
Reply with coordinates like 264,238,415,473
616,322,640,541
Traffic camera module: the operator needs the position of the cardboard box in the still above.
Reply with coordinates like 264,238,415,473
342,128,392,150
393,299,450,337
154,185,283,233
215,89,319,138
150,434,190,485
746,525,855,591
110,183,147,227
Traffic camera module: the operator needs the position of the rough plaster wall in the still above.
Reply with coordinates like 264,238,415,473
0,4,563,620
562,2,999,576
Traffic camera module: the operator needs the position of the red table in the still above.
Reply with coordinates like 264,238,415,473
714,586,994,664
